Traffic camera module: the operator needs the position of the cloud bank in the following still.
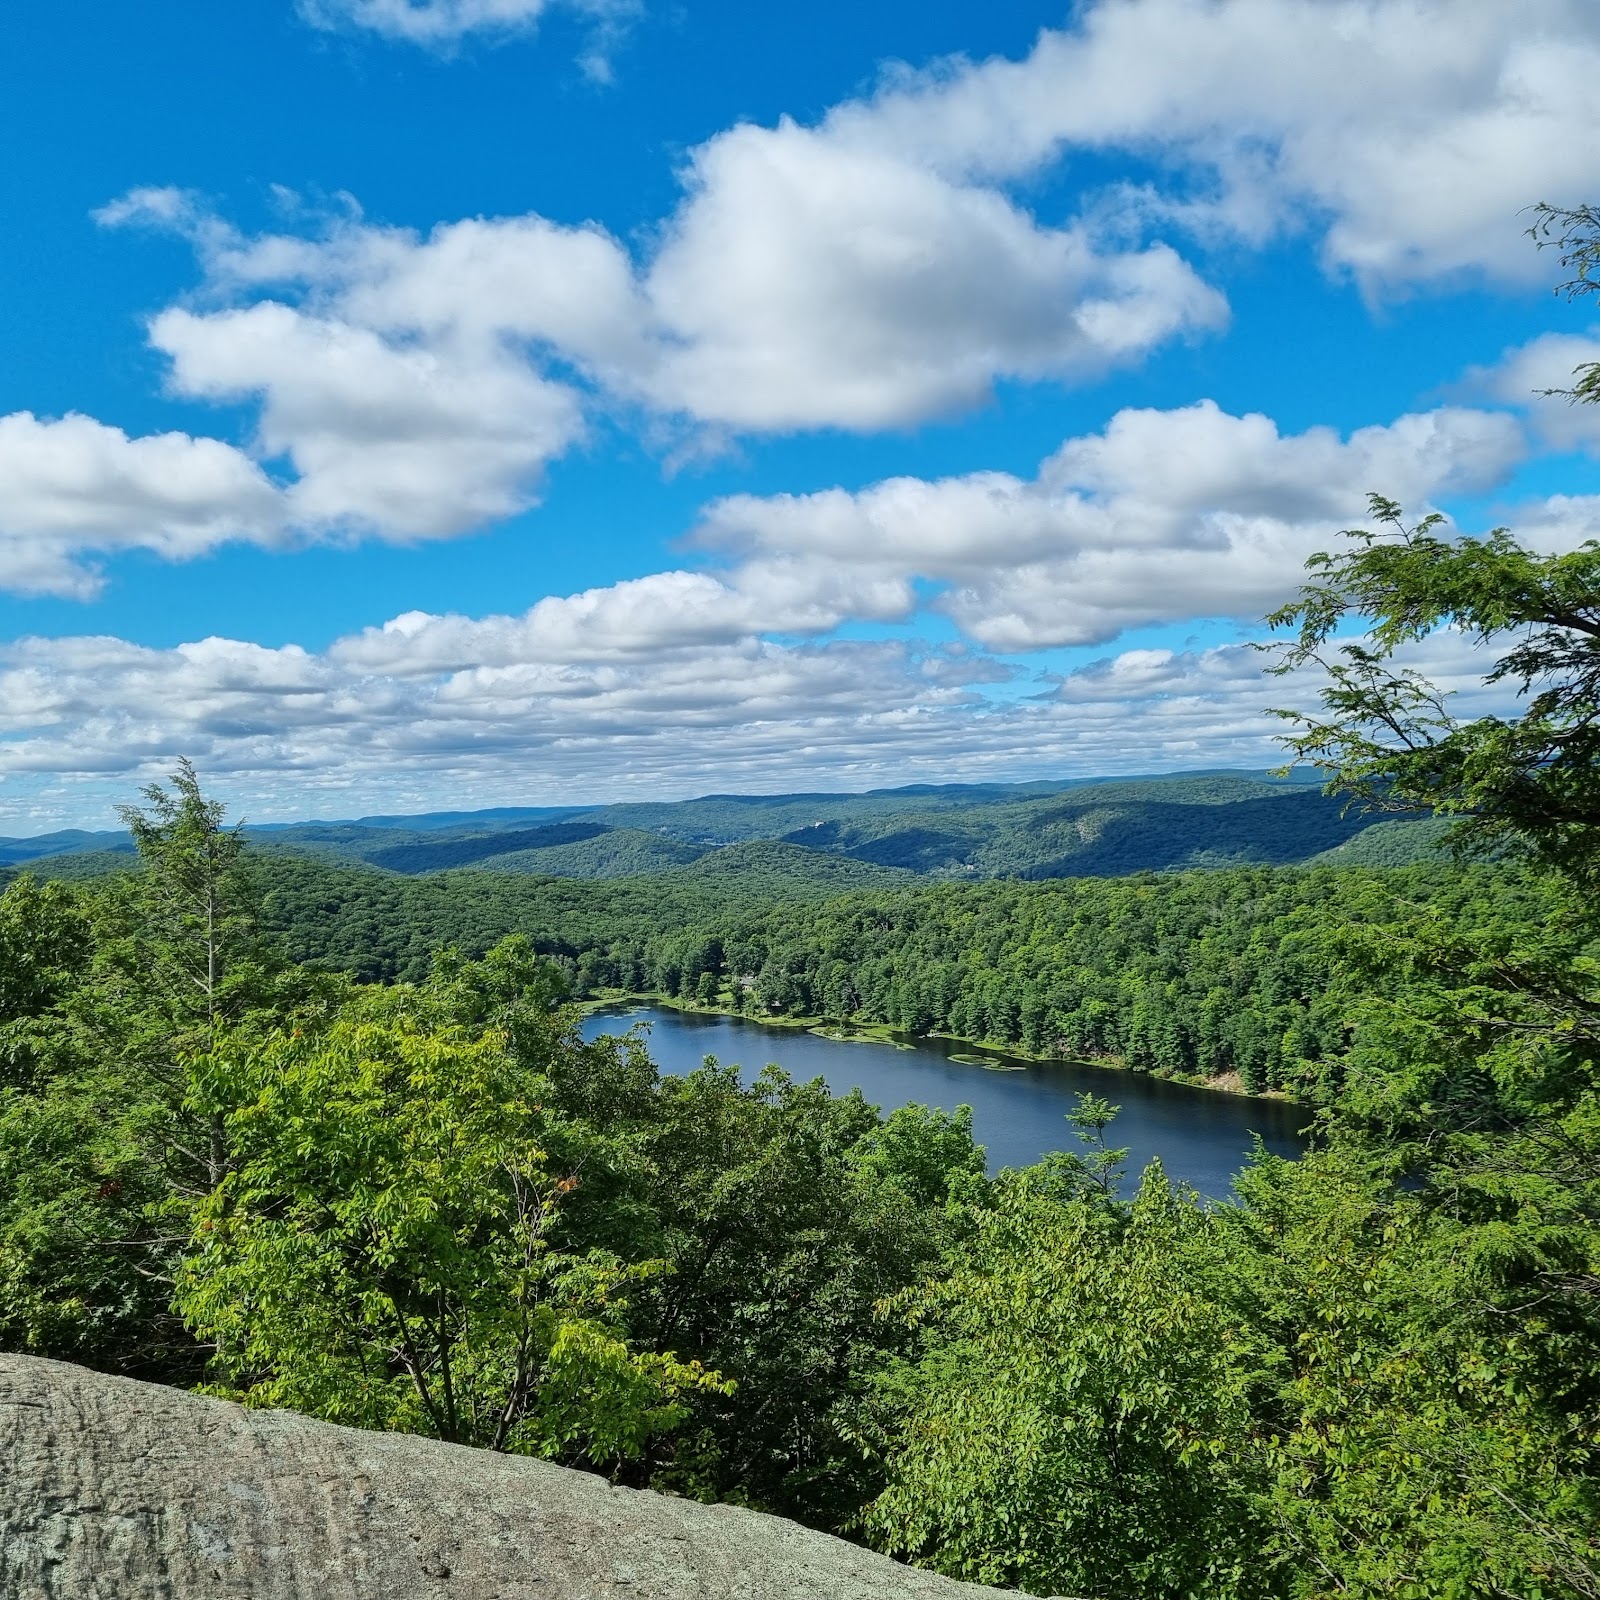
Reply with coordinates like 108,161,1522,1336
6,388,1592,822
696,402,1526,650
0,603,1530,830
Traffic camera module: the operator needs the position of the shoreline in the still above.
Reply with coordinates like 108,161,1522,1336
577,990,1295,1104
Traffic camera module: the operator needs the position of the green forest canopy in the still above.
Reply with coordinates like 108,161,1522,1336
6,437,1600,1594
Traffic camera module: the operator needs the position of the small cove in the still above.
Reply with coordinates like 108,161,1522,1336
581,1004,1310,1200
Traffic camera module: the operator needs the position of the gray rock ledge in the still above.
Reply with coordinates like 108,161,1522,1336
0,1354,1042,1599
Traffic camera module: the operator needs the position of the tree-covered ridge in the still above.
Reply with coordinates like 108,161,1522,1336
449,827,711,878
361,820,617,873
0,829,136,869
1304,813,1455,867
258,772,1393,879
633,864,1579,1096
242,844,913,984
3,769,1443,884
786,785,1407,876
231,842,1527,1098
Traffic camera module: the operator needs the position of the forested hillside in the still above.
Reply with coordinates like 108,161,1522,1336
246,842,912,982
1,815,1493,1099
618,865,1563,1096
4,769,1447,884
3,494,1599,1597
1306,814,1454,866
787,782,1392,876
263,771,1401,878
0,829,135,868
432,827,709,878
241,845,1522,1095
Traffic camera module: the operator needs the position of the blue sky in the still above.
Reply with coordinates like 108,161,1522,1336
3,0,1600,829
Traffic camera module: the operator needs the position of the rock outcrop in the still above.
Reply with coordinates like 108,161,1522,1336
0,1354,1033,1599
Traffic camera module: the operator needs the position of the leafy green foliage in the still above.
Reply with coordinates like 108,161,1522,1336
596,1067,987,1522
178,988,722,1462
1270,496,1600,887
0,1076,180,1373
865,1162,1274,1600
1529,201,1600,404
867,1126,1600,1599
0,771,338,1381
0,874,90,1086
1222,1148,1600,1600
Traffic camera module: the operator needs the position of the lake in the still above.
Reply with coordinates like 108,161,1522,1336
580,1004,1310,1200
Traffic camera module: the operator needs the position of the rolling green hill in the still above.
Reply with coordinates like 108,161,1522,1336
0,849,137,888
3,770,1420,887
363,821,616,873
675,839,917,891
0,829,132,866
463,829,711,878
1307,815,1456,867
248,845,913,982
798,785,1381,877
273,770,1365,880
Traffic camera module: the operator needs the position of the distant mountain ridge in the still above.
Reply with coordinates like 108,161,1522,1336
0,828,135,866
2,769,1450,887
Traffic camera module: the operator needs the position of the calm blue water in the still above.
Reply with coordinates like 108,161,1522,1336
580,1005,1309,1200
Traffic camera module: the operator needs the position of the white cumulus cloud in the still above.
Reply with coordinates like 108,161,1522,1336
0,600,1539,830
151,302,585,537
846,0,1600,289
1474,330,1600,452
637,119,1226,429
0,412,284,598
332,561,918,676
697,401,1527,650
